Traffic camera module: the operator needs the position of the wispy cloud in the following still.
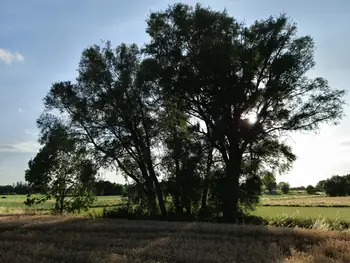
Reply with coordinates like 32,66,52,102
0,141,40,153
24,129,38,138
0,48,24,64
18,108,25,113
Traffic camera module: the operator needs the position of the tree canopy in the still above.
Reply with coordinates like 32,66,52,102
25,122,98,213
27,3,345,220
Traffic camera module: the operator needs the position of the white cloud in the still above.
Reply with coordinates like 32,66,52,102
24,129,39,138
0,141,40,153
18,108,25,113
0,48,24,64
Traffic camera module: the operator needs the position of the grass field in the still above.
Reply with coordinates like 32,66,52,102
0,195,122,208
253,206,350,220
2,194,350,222
0,215,349,263
261,196,350,207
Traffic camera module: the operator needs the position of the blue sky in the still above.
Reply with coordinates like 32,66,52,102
0,0,350,186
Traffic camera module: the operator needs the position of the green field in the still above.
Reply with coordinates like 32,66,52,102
0,195,122,212
252,206,350,220
2,193,350,222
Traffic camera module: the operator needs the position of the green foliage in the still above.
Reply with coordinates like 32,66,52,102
306,185,316,195
30,3,345,221
262,172,277,193
323,175,350,197
278,182,290,194
316,180,326,191
145,3,344,220
25,123,98,214
41,41,167,216
94,181,126,196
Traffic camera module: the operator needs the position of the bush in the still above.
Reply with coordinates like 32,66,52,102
281,183,290,194
324,175,349,196
306,185,315,194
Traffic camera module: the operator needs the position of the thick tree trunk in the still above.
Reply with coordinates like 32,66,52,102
223,150,242,222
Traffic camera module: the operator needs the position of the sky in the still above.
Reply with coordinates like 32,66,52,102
0,0,350,187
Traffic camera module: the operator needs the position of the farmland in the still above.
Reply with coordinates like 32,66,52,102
0,195,122,215
1,194,350,262
2,193,350,221
261,196,350,207
253,206,350,220
0,215,349,263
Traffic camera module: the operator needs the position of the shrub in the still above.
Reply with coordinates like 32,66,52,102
324,175,349,196
281,183,290,194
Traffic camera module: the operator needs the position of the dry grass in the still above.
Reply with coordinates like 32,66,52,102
0,215,349,262
262,196,350,207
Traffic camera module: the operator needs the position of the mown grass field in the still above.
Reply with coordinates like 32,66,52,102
256,192,350,221
252,206,350,220
261,196,350,207
0,215,349,263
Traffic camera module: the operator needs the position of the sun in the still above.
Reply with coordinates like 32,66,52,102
243,111,257,124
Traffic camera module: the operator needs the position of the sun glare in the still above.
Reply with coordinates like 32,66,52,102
244,112,257,124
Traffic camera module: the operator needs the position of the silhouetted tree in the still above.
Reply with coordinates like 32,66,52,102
145,3,345,220
40,43,166,216
25,122,97,214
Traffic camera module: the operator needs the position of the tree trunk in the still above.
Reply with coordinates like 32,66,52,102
174,159,182,214
59,190,65,215
151,171,167,217
145,180,157,216
200,179,209,212
222,149,242,222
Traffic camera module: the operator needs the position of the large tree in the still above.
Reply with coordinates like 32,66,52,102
145,3,345,220
41,42,167,216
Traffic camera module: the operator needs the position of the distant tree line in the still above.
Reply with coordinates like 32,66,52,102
0,182,31,195
94,181,127,196
0,180,127,197
24,3,344,219
316,175,350,197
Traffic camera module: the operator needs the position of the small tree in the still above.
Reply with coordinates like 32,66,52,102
306,185,316,195
280,182,290,194
25,122,98,214
315,180,326,191
262,172,277,193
